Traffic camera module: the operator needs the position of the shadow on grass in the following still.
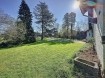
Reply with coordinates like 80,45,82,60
0,38,74,50
67,46,95,78
65,51,86,78
28,38,74,46
53,52,83,78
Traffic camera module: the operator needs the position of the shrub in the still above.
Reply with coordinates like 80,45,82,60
0,40,21,48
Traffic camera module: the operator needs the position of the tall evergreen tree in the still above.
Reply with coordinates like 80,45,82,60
33,2,55,40
62,13,71,38
18,0,35,43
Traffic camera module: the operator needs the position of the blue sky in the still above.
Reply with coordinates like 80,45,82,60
0,0,88,31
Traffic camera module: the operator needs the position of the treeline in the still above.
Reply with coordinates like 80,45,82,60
0,0,87,48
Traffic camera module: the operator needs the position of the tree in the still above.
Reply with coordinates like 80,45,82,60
0,10,15,34
76,20,88,31
54,23,59,37
34,2,55,40
69,12,76,39
62,13,71,38
0,10,16,42
18,0,35,43
16,20,26,42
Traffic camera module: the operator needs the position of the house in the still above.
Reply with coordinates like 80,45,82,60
86,29,93,40
93,0,105,77
79,0,105,77
76,31,87,40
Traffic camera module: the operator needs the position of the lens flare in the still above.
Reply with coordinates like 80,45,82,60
73,1,80,9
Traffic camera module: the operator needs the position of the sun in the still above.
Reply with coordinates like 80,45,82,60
73,1,80,9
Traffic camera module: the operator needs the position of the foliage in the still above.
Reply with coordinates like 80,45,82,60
0,10,15,35
62,12,76,39
0,10,15,27
16,21,26,43
3,24,17,42
0,40,20,48
62,13,71,38
0,10,18,43
87,37,94,43
58,28,77,39
34,2,55,40
0,39,85,78
76,21,88,31
69,12,76,39
18,0,35,43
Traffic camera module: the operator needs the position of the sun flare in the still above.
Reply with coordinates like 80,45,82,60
73,1,80,9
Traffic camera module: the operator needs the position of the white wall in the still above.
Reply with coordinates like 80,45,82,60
93,0,105,75
94,23,103,69
103,1,105,36
103,1,105,76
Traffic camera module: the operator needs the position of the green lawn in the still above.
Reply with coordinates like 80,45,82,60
0,39,85,78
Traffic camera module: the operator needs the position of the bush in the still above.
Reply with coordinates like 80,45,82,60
86,37,94,44
0,40,21,48
0,41,9,48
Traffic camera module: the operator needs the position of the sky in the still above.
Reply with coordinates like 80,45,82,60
0,0,88,31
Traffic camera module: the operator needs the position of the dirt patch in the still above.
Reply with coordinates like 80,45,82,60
74,46,101,78
78,47,99,64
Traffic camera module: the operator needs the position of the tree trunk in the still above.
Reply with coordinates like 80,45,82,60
71,23,73,39
67,26,69,39
41,24,44,40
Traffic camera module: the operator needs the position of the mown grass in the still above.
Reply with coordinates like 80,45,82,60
0,39,85,78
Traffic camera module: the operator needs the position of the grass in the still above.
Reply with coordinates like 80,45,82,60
0,39,85,78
